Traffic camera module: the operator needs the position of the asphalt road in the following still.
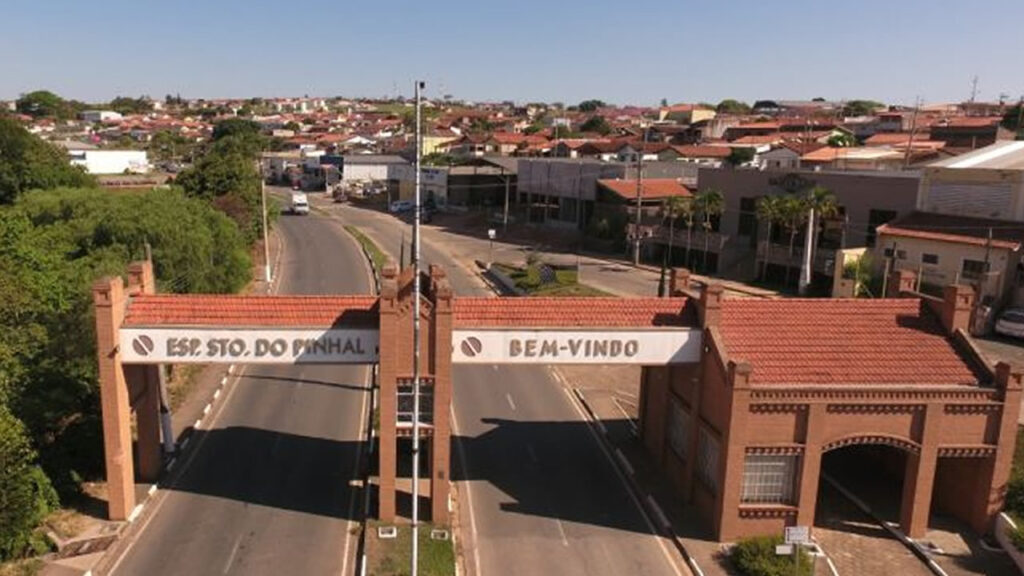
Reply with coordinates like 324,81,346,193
325,195,687,576
107,204,372,575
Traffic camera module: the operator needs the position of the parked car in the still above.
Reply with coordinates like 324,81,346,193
290,192,310,215
389,200,413,213
994,307,1024,339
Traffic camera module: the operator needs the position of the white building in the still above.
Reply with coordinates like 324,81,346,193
80,110,123,123
342,155,409,183
69,150,150,174
918,140,1024,220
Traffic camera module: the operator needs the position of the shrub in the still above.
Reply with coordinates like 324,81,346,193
0,406,58,560
731,535,812,576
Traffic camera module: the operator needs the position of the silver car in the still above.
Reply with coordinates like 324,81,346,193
994,307,1024,339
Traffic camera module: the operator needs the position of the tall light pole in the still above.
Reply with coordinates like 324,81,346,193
411,79,425,576
259,160,271,283
633,124,647,265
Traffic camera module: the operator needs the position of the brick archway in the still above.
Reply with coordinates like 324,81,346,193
822,434,921,455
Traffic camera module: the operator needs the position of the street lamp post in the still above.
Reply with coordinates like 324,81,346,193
411,79,425,576
259,161,272,284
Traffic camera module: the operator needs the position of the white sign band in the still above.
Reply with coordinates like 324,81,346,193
120,328,380,364
451,329,701,365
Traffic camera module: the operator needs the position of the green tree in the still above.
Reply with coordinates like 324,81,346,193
802,185,839,293
755,194,784,280
284,121,301,132
778,193,810,286
725,147,756,167
107,96,153,115
1002,103,1024,137
842,99,885,117
661,195,690,266
716,99,751,115
175,137,263,242
0,117,96,204
577,99,606,112
579,115,611,135
660,98,669,107
16,90,70,119
0,405,58,560
731,535,812,576
693,188,725,272
827,132,857,147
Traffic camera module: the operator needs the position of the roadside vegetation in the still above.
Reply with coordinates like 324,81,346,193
0,114,271,563
729,535,813,576
1003,427,1024,549
365,522,455,576
344,224,391,273
492,259,608,297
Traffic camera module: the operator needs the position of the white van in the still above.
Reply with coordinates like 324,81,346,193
291,193,310,215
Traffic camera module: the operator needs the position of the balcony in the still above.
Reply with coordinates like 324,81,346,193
627,223,729,253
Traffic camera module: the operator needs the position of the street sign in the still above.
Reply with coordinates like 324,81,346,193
784,526,810,545
487,228,496,240
774,544,792,555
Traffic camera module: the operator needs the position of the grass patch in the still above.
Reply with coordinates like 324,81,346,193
0,558,43,576
493,263,609,297
344,225,390,273
167,364,208,411
365,521,455,576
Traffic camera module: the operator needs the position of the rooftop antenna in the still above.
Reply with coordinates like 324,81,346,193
969,75,979,103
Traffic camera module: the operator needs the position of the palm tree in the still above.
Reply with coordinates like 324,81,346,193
661,195,689,267
755,195,783,281
798,185,839,294
694,188,725,273
682,196,697,269
778,194,810,286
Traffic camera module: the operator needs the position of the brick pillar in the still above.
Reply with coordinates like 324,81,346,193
888,269,917,297
970,362,1024,533
901,403,942,538
378,265,400,521
796,403,826,527
699,283,723,328
125,261,162,482
430,266,453,525
93,276,135,521
939,284,974,334
715,360,752,540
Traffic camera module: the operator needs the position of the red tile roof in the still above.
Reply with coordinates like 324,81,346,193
877,211,1024,250
672,145,732,158
453,297,694,328
719,299,986,386
598,178,692,201
124,295,379,327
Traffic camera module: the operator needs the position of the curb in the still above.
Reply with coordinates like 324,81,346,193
565,381,705,576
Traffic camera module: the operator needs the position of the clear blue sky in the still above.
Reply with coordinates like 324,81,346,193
3,0,1022,107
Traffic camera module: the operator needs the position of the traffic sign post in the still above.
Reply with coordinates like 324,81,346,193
781,526,811,576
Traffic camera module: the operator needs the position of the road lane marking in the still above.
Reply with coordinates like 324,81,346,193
560,386,686,576
505,393,517,411
555,519,570,547
451,407,482,576
222,534,243,574
342,364,372,576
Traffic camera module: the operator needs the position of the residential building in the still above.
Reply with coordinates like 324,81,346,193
917,141,1024,220
876,211,1024,306
657,104,716,124
80,110,123,123
69,149,150,174
759,146,801,170
929,117,1013,152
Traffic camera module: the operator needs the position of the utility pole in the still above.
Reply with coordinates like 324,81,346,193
411,79,425,576
798,206,815,295
633,124,647,265
903,97,921,168
502,167,510,234
259,160,272,283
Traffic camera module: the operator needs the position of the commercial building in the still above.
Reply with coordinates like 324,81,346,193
694,167,920,281
80,110,123,123
917,141,1024,220
341,154,409,184
69,149,150,174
